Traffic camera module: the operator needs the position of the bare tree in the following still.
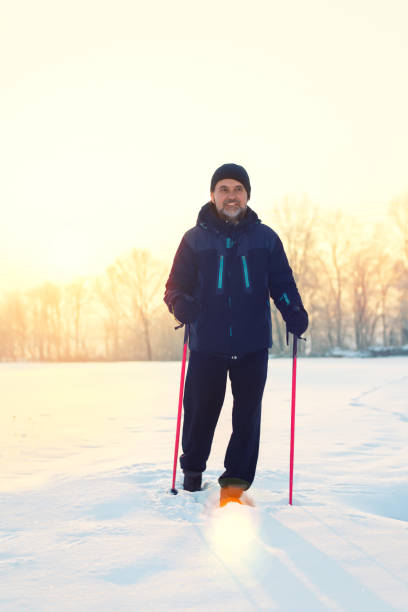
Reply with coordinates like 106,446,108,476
266,196,320,353
0,291,26,360
113,249,167,360
389,195,408,263
389,195,408,344
62,278,91,359
269,195,319,288
65,278,90,358
94,266,123,360
25,282,64,360
347,236,385,350
316,211,352,349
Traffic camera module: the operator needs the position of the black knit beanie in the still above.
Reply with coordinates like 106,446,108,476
210,163,251,199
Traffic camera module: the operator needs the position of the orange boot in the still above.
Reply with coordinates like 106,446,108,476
219,485,245,508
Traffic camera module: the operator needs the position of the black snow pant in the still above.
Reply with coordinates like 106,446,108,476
179,348,269,489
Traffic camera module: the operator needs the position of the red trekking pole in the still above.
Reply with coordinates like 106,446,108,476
170,324,189,494
289,334,298,505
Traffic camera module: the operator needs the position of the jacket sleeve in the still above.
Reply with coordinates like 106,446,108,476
268,236,305,320
163,234,198,313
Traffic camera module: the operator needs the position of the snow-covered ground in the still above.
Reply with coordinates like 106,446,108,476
1,357,407,611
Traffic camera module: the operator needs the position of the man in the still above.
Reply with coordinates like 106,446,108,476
164,163,308,502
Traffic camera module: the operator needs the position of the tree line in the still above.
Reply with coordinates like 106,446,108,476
1,196,407,361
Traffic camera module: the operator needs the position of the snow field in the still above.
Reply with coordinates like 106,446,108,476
0,358,407,610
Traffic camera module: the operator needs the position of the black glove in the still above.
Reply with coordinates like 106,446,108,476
285,305,308,337
172,294,200,324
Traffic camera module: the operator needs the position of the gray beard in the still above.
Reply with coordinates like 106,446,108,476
218,206,247,225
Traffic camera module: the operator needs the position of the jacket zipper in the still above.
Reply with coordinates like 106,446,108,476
241,255,250,289
217,255,224,290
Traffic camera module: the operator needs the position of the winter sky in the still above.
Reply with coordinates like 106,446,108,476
1,0,408,290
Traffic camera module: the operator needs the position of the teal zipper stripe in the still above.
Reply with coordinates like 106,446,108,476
229,326,232,337
241,256,250,288
218,255,224,289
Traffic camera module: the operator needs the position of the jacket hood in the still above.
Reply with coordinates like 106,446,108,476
196,201,260,235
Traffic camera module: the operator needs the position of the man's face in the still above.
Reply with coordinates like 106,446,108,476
210,178,248,222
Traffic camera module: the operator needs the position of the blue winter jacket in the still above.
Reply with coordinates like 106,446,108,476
164,202,305,356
